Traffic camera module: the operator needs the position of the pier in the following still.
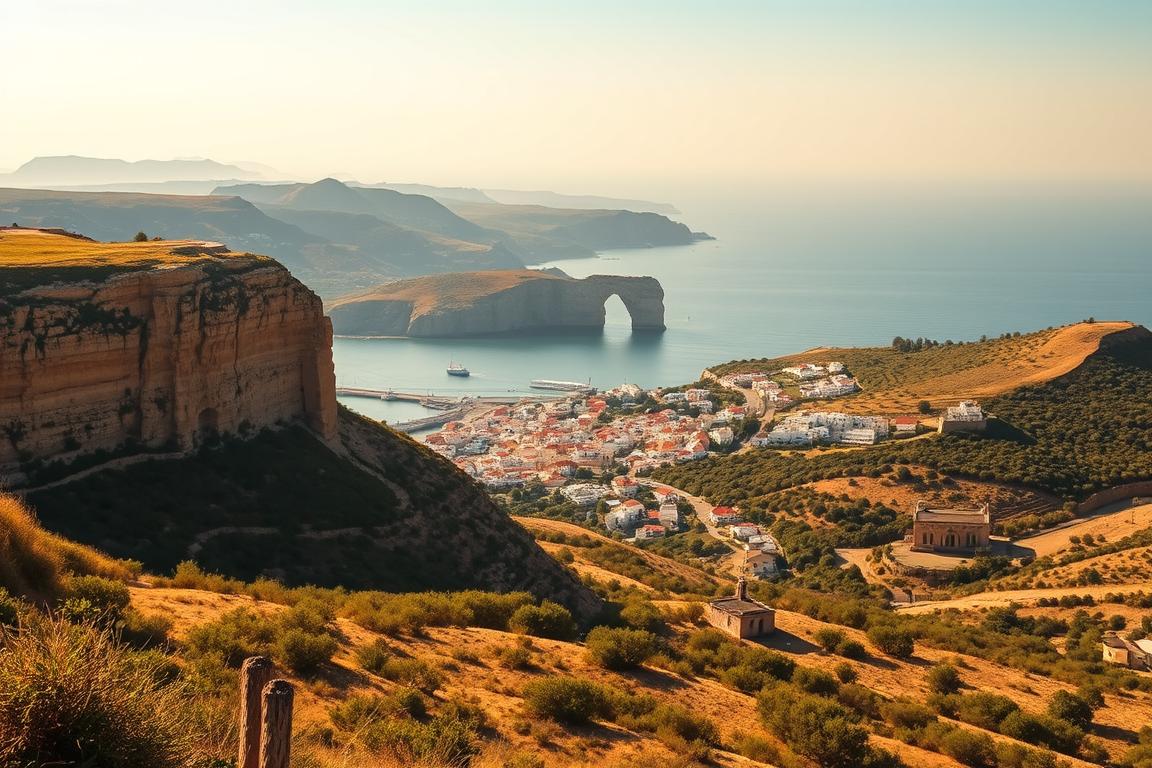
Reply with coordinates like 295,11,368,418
334,386,566,432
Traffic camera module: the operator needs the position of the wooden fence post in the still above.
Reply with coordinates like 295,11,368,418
238,656,275,768
259,679,294,768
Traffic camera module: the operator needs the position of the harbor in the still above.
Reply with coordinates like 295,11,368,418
334,386,568,433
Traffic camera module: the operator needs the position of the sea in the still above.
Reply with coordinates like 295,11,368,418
333,186,1152,425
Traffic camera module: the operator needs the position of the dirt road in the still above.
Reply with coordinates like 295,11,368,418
898,582,1152,614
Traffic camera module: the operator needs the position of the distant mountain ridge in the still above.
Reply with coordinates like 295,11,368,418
2,155,270,185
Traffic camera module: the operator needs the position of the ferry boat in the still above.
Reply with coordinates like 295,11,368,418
446,362,470,377
529,378,596,394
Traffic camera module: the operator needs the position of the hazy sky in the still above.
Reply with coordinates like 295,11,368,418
3,0,1152,197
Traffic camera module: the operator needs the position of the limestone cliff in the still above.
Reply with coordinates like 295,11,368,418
328,269,666,337
0,228,337,479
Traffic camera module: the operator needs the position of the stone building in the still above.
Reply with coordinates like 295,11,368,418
910,502,991,554
706,577,775,639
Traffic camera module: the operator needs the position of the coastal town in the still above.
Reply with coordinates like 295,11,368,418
412,359,988,580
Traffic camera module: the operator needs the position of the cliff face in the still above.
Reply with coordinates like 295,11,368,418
0,229,337,479
328,270,666,337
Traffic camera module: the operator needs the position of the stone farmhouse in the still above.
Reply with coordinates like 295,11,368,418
706,577,775,639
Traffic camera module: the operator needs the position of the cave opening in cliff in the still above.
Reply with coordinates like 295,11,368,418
197,407,220,445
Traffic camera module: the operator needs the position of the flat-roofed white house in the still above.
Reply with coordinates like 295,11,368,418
910,501,991,553
939,400,988,433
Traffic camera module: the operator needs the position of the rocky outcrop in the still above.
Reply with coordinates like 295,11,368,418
0,230,337,480
328,270,665,337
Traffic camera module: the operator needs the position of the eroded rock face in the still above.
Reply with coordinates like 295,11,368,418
329,271,666,337
0,258,337,478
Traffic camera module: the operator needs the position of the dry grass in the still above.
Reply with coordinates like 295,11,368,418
0,227,261,268
0,494,132,601
329,269,567,316
1015,502,1152,559
514,516,724,595
131,577,1152,767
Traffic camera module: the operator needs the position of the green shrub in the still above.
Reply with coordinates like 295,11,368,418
522,676,611,723
926,663,962,695
757,684,873,768
881,699,937,731
814,627,846,651
619,600,667,633
999,710,1084,755
792,666,839,696
939,727,997,767
585,626,659,670
276,628,338,674
59,576,131,626
837,683,880,719
0,618,193,767
836,638,867,659
833,661,858,683
935,691,1019,731
378,657,443,693
0,589,24,628
507,601,577,640
360,716,477,765
121,609,173,649
1124,726,1152,768
356,637,393,675
330,691,427,731
1046,689,1094,730
867,625,915,658
497,643,533,670
183,607,276,666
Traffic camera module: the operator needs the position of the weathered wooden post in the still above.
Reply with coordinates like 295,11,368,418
259,679,294,768
238,656,275,768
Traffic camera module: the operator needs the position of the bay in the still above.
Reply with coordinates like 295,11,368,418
334,189,1152,421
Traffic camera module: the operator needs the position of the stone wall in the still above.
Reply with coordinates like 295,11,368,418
1,258,337,481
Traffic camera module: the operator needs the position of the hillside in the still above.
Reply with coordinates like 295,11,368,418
328,270,666,336
711,321,1142,414
215,178,496,244
0,494,132,601
654,322,1152,598
0,187,515,297
2,230,597,616
444,200,708,261
22,405,599,617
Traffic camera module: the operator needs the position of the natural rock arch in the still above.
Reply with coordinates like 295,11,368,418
582,276,666,332
328,271,667,337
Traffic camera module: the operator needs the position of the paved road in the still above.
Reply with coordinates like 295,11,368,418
644,479,745,577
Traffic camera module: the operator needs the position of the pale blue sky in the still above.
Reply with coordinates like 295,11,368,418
3,1,1151,195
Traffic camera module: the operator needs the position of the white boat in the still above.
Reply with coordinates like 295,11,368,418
530,379,596,393
447,361,470,377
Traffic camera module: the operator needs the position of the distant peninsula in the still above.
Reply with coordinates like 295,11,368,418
327,269,666,337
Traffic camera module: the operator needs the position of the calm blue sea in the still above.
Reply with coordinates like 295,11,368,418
334,188,1152,423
